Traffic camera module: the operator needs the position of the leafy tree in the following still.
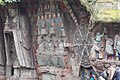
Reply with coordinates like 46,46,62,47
0,0,20,6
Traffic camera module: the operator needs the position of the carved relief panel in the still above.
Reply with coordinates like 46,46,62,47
35,3,66,68
74,24,92,67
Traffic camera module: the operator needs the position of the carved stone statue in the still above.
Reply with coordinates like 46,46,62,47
70,54,77,76
50,15,55,36
40,15,48,36
45,14,52,30
99,42,105,59
5,16,12,30
37,36,45,54
54,38,59,53
114,34,120,60
105,38,114,60
114,34,120,53
36,16,41,35
58,39,64,54
48,39,55,52
44,36,50,52
95,32,104,47
61,27,66,37
9,8,34,68
40,15,46,28
54,13,62,37
90,41,100,60
95,32,104,42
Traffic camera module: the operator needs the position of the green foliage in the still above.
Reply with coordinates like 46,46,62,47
0,0,20,6
5,0,20,3
0,0,5,5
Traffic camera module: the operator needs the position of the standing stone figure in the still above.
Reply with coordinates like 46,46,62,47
70,54,77,76
9,8,34,68
90,41,100,60
94,32,104,47
40,15,46,28
105,38,114,60
58,39,64,54
45,14,52,30
48,39,55,52
37,36,45,54
54,13,62,37
36,16,41,35
114,34,120,60
8,8,37,79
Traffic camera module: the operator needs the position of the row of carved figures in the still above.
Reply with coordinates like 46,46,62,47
37,3,59,12
36,13,65,37
37,36,65,55
36,12,66,54
90,32,120,60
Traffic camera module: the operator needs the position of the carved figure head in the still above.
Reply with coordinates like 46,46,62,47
57,13,60,17
106,38,113,45
9,9,19,17
41,15,44,19
115,34,120,39
48,5,50,8
71,53,75,58
49,14,51,18
45,5,47,9
45,14,47,19
53,13,56,18
96,32,100,35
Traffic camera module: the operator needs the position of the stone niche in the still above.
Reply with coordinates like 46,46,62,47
31,1,92,80
31,1,74,80
91,22,120,60
4,4,37,79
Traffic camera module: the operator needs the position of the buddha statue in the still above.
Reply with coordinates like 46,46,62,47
9,8,34,68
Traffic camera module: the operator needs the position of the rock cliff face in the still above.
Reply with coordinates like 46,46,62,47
1,0,120,80
80,0,120,22
0,15,6,80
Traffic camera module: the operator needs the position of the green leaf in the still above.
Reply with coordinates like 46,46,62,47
0,0,5,5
